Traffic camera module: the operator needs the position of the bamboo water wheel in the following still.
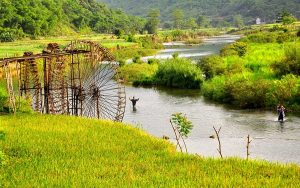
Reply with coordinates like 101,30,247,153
0,41,126,122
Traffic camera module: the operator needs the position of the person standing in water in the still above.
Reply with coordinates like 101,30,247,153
129,96,139,110
277,104,285,122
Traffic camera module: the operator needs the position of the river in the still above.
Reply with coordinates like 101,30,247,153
123,35,300,164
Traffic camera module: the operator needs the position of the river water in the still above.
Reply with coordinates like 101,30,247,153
123,35,300,164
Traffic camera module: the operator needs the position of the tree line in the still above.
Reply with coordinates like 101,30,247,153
0,0,145,41
100,0,300,26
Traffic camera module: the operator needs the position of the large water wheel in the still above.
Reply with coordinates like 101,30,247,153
0,41,126,122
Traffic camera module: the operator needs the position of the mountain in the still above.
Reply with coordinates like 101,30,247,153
98,0,300,25
0,0,145,39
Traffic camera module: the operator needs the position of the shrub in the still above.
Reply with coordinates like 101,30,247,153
0,32,15,42
241,33,276,43
266,74,299,107
230,78,270,108
118,63,158,84
272,44,300,76
221,42,247,57
154,58,203,89
276,33,294,43
241,32,295,44
136,36,163,49
147,58,159,65
0,87,8,112
132,55,143,64
118,59,126,67
198,55,225,79
114,29,125,38
172,53,179,59
201,76,229,102
132,76,154,87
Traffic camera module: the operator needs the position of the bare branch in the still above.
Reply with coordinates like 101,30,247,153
170,120,182,152
213,126,223,158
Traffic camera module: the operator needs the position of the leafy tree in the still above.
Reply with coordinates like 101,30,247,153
144,9,160,34
172,8,184,29
196,15,210,28
186,17,198,30
233,14,244,28
0,0,146,38
282,15,297,25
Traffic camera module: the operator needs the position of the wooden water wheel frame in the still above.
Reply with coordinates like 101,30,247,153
0,41,126,122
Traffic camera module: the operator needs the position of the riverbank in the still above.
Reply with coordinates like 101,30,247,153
0,114,299,187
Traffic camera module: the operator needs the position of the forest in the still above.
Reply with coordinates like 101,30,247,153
100,0,300,26
0,0,145,40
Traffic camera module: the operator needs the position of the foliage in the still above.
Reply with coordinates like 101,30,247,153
266,74,299,107
0,131,7,167
197,15,210,28
272,44,300,76
282,15,297,25
0,114,300,186
198,55,226,79
154,58,203,89
118,63,158,84
136,36,163,49
171,113,193,138
0,32,15,42
0,131,5,141
0,150,7,167
100,0,299,27
202,38,300,110
172,8,184,29
114,29,125,38
233,14,244,28
221,42,247,57
132,55,143,64
147,58,160,65
144,9,160,34
241,32,296,43
0,87,8,112
0,0,145,38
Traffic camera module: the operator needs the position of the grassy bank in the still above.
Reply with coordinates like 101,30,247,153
201,35,300,111
0,114,299,187
0,35,137,58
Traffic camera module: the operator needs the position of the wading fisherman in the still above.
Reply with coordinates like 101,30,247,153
129,96,139,110
277,104,285,122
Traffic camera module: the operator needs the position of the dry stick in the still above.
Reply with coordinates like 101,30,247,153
246,134,252,160
213,126,223,158
170,120,183,152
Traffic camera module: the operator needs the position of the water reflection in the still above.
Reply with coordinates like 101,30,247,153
122,35,300,164
123,86,300,164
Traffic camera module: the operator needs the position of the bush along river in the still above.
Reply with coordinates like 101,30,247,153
123,35,300,164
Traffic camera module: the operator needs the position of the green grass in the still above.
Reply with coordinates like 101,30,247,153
0,35,137,58
0,114,299,187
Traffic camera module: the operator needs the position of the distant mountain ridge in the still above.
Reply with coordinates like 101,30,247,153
98,0,300,25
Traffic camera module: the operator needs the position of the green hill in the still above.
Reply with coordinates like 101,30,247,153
0,0,144,40
0,114,300,186
99,0,300,25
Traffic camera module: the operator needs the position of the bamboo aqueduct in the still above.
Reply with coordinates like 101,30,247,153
0,41,126,122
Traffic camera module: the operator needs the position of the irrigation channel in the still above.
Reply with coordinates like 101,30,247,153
123,35,300,164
